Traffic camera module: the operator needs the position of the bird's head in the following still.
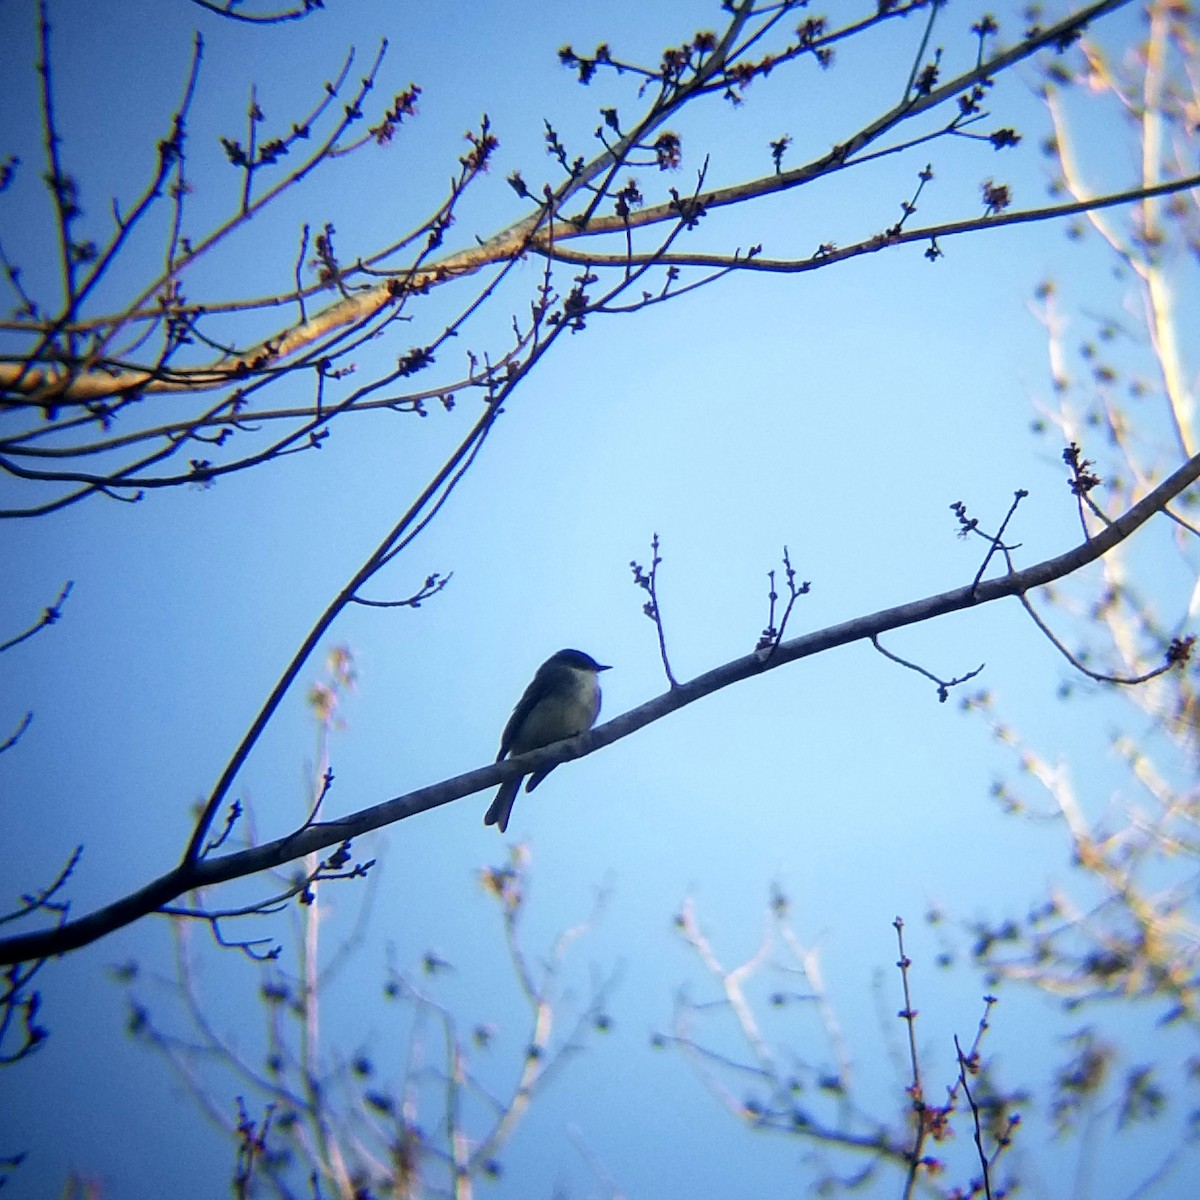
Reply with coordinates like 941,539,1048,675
549,649,611,673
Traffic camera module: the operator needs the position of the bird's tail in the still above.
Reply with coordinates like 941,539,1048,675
484,778,521,833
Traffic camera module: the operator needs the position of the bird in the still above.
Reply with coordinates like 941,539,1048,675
484,649,611,833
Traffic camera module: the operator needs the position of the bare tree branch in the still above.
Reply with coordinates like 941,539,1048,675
4,446,1199,965
0,0,1154,515
188,0,327,24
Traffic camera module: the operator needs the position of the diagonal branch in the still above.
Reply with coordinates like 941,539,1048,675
537,173,1200,274
5,449,1199,966
0,0,1137,411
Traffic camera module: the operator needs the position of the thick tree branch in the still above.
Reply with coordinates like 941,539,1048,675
4,449,1198,966
535,173,1200,273
539,0,1133,243
0,0,1136,410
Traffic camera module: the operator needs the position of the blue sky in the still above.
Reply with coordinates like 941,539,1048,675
2,1,1197,1197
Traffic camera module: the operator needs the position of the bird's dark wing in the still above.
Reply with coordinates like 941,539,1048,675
496,665,556,760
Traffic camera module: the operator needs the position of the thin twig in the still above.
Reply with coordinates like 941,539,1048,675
631,534,678,688
954,1028,993,1200
871,636,985,702
0,581,72,655
894,917,926,1200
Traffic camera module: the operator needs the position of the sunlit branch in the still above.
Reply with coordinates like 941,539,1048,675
15,16,204,404
0,209,542,514
539,173,1200,274
1,0,1135,421
541,0,1135,242
104,46,374,344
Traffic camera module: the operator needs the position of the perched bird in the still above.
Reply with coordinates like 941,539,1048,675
484,649,611,833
